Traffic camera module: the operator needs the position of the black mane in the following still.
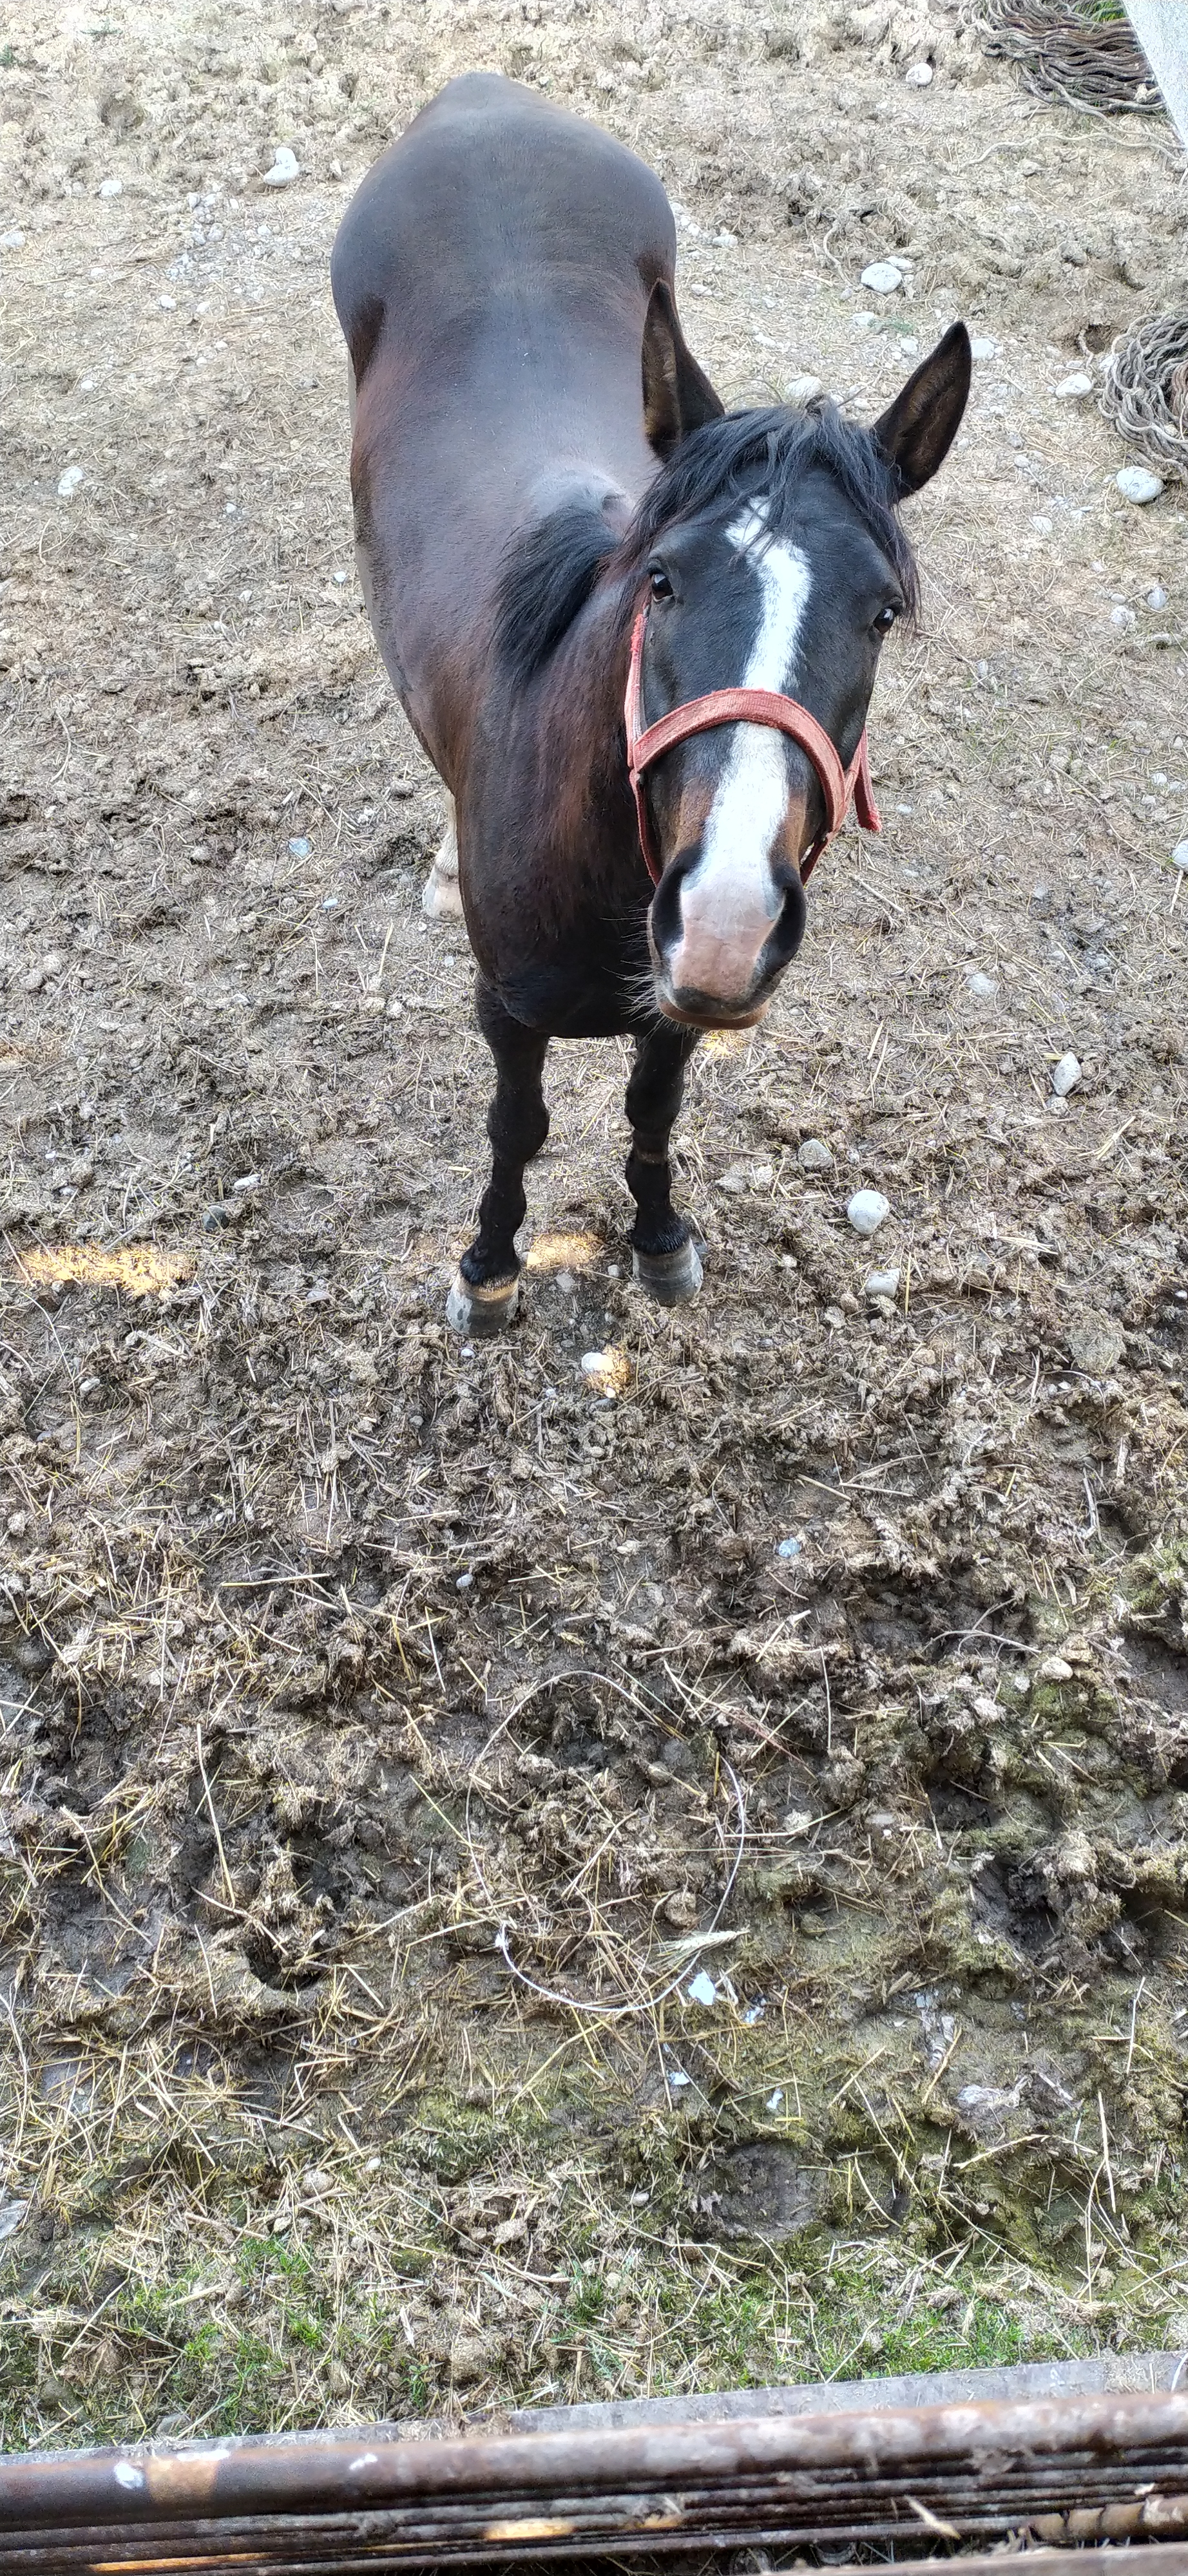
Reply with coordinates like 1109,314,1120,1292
492,500,620,683
492,401,919,684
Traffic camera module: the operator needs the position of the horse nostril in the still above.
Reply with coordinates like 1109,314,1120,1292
647,850,692,958
763,877,807,973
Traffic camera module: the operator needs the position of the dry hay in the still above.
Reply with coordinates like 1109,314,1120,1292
1102,314,1188,487
967,1,1165,118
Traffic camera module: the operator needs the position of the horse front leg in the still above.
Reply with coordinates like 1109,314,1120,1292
624,1020,702,1307
446,979,550,1336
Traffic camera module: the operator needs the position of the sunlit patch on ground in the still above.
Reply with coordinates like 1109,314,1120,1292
702,1030,751,1058
524,1231,603,1274
12,1243,196,1297
580,1343,631,1396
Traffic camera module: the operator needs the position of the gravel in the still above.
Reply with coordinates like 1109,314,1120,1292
866,1267,901,1300
1051,1052,1082,1097
262,146,300,187
860,261,903,296
847,1188,890,1236
796,1137,833,1171
1116,466,1164,505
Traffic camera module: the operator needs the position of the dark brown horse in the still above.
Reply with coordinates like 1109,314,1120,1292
331,75,970,1333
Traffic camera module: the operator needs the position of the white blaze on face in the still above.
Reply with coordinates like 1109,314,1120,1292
666,504,812,1008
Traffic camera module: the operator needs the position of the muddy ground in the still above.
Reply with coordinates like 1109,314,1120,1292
2,0,1188,2452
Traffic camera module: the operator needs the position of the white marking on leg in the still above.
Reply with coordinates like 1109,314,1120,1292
669,506,812,1003
423,793,464,920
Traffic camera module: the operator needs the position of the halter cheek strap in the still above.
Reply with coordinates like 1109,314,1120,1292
624,606,880,891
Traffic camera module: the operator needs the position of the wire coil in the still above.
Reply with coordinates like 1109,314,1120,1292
1102,312,1188,484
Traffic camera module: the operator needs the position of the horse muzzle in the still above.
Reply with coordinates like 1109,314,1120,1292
646,826,808,1029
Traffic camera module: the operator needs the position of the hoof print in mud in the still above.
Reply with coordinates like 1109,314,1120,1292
690,2143,821,2244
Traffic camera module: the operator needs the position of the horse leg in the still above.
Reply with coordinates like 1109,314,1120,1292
625,1022,702,1305
446,981,550,1336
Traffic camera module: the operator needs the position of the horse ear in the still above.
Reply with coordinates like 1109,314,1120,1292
642,279,725,460
872,321,971,496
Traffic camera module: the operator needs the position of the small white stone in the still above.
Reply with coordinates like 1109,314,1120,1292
0,230,26,252
262,146,300,188
847,1188,890,1237
1037,1654,1074,1686
905,61,934,84
1110,604,1136,629
686,1971,717,2007
159,292,177,309
1116,466,1164,506
1051,1052,1082,1097
1145,585,1168,611
57,465,84,498
785,372,823,405
970,336,998,361
1173,842,1188,872
797,1137,833,1171
861,261,903,296
99,176,123,198
41,951,64,976
1054,372,1093,399
866,1267,901,1300
967,971,998,1000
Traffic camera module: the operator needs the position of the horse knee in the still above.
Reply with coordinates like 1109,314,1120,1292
488,1092,549,1165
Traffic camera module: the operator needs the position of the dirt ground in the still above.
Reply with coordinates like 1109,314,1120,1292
2,0,1188,2455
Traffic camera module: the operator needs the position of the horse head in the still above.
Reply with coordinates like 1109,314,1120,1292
629,299,971,1030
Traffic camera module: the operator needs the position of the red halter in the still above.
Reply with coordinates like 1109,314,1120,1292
624,607,880,890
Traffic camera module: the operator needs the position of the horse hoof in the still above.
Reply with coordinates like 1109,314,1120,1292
632,1240,703,1307
446,1272,519,1336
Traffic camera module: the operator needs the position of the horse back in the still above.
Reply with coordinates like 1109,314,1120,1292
331,77,673,781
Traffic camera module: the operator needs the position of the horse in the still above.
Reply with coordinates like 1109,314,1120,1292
331,73,970,1335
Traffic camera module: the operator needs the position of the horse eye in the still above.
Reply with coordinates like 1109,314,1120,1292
874,603,900,632
649,565,673,601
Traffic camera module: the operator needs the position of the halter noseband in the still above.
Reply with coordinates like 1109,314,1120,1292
624,606,880,890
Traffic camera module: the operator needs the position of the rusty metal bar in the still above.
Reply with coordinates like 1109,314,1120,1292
3,2388,1188,2568
7,2387,1188,2526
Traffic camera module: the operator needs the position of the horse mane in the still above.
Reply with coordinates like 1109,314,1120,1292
492,401,919,683
492,500,620,682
